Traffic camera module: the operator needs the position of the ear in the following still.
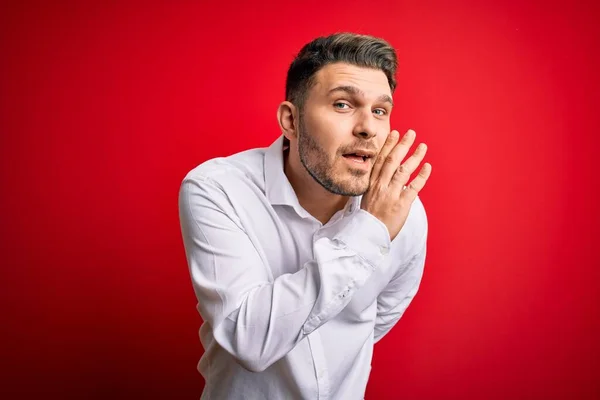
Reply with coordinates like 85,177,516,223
277,101,298,141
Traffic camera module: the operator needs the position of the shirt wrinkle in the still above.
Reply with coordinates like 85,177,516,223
179,134,428,400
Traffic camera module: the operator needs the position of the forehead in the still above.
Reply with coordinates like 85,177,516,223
311,62,392,97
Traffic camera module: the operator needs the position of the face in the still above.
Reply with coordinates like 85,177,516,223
296,63,393,196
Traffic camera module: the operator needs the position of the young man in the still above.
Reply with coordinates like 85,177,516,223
179,32,432,400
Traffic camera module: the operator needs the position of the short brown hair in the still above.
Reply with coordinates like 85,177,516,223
285,32,398,109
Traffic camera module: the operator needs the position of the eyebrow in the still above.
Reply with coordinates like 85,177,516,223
327,85,394,107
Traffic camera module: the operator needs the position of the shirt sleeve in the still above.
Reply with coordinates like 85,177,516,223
373,210,428,344
178,175,391,372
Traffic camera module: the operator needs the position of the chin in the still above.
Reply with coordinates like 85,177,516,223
338,180,369,197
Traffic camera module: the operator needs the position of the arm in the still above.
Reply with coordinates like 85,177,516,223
374,214,428,344
178,176,391,372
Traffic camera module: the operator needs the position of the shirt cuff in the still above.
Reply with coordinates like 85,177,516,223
333,209,392,269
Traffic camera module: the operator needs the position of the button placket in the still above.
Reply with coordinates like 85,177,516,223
379,245,390,255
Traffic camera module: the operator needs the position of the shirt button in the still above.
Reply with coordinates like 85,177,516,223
379,245,390,255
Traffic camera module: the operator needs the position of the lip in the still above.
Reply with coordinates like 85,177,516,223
342,154,371,170
343,149,377,158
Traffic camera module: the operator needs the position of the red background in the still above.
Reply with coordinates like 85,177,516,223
1,1,599,399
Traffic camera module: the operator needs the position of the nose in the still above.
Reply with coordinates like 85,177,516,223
352,109,377,140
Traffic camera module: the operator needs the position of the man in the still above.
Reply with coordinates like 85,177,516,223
179,32,432,399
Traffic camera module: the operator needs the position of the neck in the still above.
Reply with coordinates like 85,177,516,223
283,150,349,224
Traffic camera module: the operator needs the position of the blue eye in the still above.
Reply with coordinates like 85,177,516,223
334,102,350,109
373,109,387,116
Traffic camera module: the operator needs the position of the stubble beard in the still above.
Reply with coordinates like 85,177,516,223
297,116,369,197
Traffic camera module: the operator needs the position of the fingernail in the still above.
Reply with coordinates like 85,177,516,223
407,129,415,136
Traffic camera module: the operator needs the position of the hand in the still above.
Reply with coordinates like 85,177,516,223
361,129,432,241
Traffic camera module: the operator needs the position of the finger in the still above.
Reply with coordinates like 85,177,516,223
370,130,399,184
391,142,428,188
378,129,416,185
400,162,432,201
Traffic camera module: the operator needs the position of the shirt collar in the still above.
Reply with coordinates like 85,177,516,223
264,134,362,219
264,135,303,210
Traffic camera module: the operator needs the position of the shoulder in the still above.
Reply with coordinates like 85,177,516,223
180,147,267,195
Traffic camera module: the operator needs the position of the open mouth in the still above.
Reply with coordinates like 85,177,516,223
342,151,373,163
343,154,368,162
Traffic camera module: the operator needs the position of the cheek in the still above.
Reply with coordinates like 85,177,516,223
302,106,356,153
376,124,390,145
305,117,342,150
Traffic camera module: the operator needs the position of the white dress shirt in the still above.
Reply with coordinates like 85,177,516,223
178,135,428,400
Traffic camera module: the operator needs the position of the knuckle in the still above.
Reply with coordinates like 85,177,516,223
408,182,419,192
396,164,409,176
418,166,431,178
384,155,396,165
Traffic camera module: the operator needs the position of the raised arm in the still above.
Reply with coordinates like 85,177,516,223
179,128,431,372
